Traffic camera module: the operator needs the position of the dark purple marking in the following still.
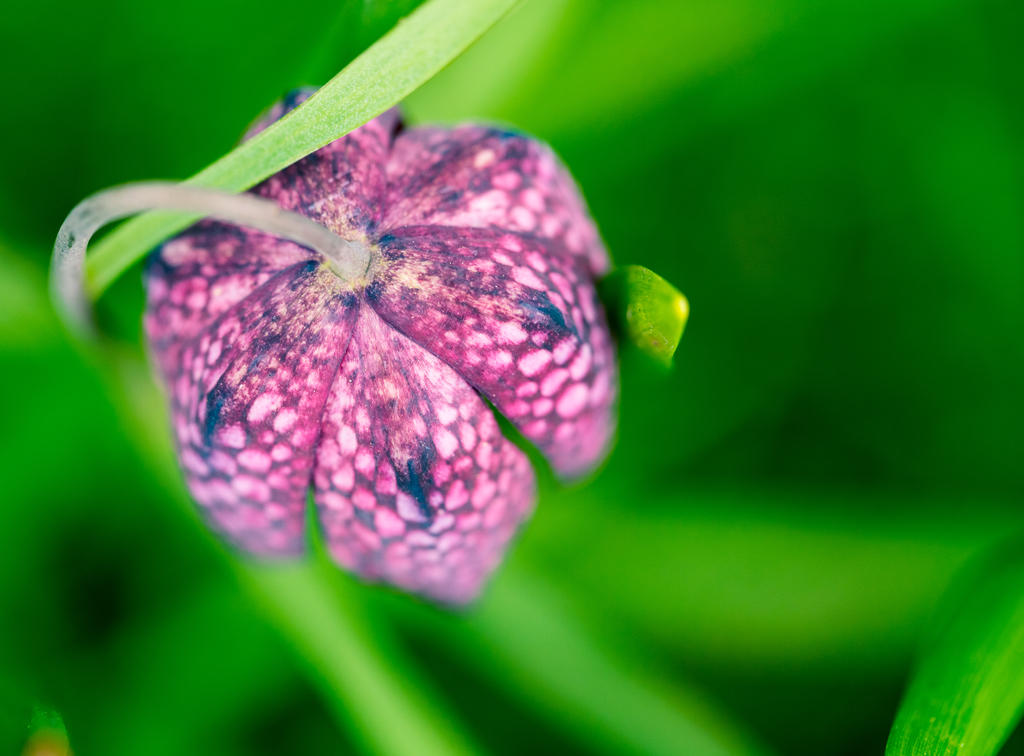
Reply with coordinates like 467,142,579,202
314,307,535,604
370,226,616,477
149,261,357,556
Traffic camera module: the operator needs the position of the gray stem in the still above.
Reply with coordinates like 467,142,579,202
51,182,370,335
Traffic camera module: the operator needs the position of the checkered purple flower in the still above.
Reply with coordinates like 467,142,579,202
143,92,617,603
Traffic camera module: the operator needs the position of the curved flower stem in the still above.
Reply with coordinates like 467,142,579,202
51,182,370,335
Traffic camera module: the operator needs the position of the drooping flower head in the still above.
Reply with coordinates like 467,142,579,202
143,91,617,603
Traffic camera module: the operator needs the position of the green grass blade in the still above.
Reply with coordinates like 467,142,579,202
84,0,520,297
599,264,689,366
886,536,1024,756
471,569,771,756
241,561,477,756
388,567,772,756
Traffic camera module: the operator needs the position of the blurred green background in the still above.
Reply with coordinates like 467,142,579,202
1,0,1022,753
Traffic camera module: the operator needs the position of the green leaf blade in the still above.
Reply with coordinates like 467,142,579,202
242,562,477,756
473,570,773,756
886,538,1024,756
84,0,520,297
600,264,689,366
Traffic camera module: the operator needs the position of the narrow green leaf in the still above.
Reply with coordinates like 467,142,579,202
241,561,477,756
886,536,1024,756
471,570,772,756
387,568,771,756
527,487,1017,668
599,264,689,366
84,0,520,297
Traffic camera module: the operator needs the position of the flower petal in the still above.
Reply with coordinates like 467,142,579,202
368,226,617,478
384,125,610,275
314,305,536,604
149,260,358,556
249,89,402,236
144,223,318,378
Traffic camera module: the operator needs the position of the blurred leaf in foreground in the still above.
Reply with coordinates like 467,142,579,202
243,561,476,756
525,487,1023,669
469,570,771,756
388,567,771,756
886,535,1024,756
600,265,689,366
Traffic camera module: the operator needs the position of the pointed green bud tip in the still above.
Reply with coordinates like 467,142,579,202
599,265,688,367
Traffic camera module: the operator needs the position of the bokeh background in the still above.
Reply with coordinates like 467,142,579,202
1,0,1022,753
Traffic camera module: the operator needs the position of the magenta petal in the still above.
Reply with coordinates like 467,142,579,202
314,306,536,604
368,226,617,478
384,125,610,276
144,222,319,378
148,261,357,556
